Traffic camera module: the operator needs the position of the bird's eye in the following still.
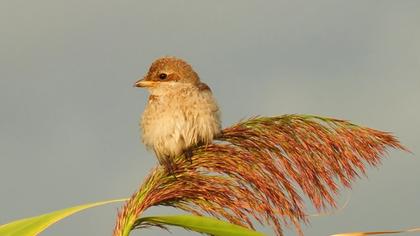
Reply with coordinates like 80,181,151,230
158,73,167,80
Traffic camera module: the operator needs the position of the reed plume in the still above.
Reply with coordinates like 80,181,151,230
113,114,407,236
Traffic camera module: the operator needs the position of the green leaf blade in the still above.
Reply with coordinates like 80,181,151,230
0,198,126,236
135,215,265,236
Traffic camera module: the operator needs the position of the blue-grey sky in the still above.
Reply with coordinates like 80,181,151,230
1,1,419,235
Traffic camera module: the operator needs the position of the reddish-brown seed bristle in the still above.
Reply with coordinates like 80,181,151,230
113,114,408,236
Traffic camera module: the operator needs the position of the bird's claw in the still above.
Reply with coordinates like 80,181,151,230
184,148,193,164
165,161,178,179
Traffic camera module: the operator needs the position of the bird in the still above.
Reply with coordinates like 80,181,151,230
134,57,221,174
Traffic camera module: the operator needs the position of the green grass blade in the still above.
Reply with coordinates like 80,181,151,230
134,214,265,236
0,198,127,236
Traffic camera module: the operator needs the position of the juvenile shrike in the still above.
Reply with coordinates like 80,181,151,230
134,57,221,174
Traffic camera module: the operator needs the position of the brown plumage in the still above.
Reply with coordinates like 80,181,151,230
135,57,221,173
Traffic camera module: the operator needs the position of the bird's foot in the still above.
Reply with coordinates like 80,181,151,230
184,148,193,164
165,161,178,179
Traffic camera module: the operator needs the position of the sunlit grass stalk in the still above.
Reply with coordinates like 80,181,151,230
113,167,166,236
113,114,408,236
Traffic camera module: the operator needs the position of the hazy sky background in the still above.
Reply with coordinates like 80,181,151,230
1,1,419,235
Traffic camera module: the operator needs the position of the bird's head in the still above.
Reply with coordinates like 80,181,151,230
134,57,200,94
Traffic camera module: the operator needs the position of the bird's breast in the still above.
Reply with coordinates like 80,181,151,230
140,88,221,158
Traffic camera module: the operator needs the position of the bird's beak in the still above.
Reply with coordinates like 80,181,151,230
134,78,157,88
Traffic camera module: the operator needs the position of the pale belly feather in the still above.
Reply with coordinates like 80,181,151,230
140,87,221,162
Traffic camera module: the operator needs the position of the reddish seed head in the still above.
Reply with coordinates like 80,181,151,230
113,114,408,236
